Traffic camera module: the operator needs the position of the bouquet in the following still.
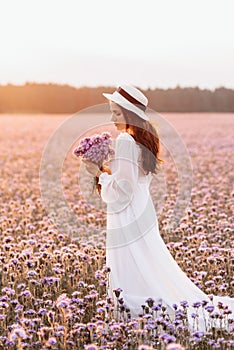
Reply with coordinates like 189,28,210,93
73,132,115,194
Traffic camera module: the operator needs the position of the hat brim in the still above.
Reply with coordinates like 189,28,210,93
102,92,149,121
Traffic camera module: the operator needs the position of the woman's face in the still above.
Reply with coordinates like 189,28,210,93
109,101,126,130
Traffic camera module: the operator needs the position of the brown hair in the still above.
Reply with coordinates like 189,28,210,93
119,106,164,175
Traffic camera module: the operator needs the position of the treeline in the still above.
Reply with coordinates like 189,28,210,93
0,82,234,113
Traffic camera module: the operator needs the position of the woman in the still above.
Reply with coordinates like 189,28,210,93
84,85,233,332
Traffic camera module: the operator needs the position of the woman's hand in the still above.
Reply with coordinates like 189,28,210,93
83,159,101,177
101,165,112,175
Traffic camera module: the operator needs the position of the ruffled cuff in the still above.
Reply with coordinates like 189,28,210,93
98,171,113,185
97,171,135,213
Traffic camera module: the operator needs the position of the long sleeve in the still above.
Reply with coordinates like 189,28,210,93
98,132,140,213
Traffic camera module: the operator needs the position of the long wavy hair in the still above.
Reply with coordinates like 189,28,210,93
119,105,164,175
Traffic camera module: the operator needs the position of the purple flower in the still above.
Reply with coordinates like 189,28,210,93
2,287,15,296
73,132,114,166
192,301,202,308
97,307,105,313
180,300,189,308
25,309,36,315
145,297,155,307
152,305,161,311
223,308,232,315
9,325,27,342
205,305,215,313
47,337,57,345
159,333,176,344
113,288,123,298
85,345,99,350
56,293,71,309
201,300,209,307
0,302,9,309
37,308,47,316
20,290,32,298
208,294,214,301
192,331,205,338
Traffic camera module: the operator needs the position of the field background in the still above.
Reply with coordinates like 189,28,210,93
0,113,233,349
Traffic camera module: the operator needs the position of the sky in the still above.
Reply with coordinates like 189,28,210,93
0,0,234,90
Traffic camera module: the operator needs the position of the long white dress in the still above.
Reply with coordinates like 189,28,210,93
98,131,234,332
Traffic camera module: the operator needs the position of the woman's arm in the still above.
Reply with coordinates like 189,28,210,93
83,159,112,177
83,159,112,195
97,165,111,176
98,132,139,211
95,165,111,196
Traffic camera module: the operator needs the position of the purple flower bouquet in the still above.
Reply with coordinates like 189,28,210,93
73,132,115,194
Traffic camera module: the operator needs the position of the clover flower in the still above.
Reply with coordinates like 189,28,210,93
8,324,27,342
73,132,115,166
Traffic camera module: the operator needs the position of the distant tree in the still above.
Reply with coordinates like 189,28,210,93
0,83,233,113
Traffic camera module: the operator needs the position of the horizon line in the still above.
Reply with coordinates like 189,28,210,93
0,80,234,92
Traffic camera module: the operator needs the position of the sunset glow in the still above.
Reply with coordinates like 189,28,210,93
0,0,234,89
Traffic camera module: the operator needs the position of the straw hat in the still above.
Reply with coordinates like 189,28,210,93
102,85,149,121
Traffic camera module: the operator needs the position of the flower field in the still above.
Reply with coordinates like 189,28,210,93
0,113,233,349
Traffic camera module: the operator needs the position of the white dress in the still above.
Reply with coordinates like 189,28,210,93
98,131,234,332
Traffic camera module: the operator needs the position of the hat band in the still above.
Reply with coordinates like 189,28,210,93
117,87,147,112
